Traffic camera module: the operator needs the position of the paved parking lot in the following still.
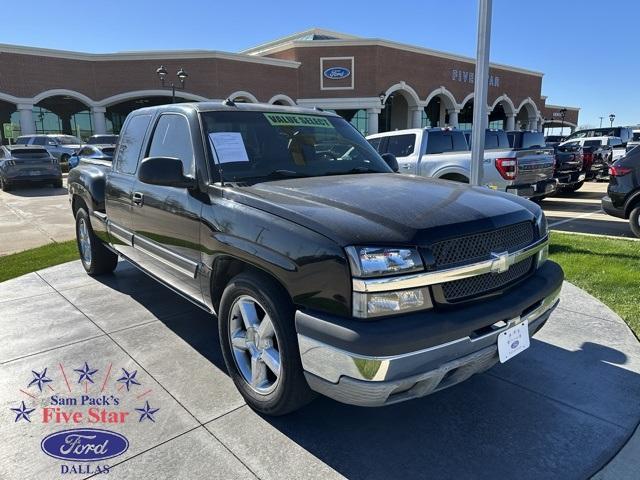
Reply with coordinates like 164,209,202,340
0,175,74,255
544,182,635,238
1,260,639,479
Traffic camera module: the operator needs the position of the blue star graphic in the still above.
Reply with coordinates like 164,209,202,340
10,401,36,423
27,368,52,392
135,401,159,422
117,368,141,391
74,362,98,384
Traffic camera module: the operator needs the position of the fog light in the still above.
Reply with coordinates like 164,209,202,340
353,287,433,319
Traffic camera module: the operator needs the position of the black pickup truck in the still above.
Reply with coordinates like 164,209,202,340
68,102,563,415
553,143,586,192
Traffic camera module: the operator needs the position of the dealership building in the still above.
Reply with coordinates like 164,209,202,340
0,28,579,142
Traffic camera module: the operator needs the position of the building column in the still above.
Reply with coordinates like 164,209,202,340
448,109,459,128
410,107,422,129
366,108,380,135
438,102,446,127
17,104,35,135
527,118,536,131
536,118,543,132
91,107,107,134
506,114,516,131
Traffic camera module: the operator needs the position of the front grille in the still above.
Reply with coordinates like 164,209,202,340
431,222,534,268
440,257,534,302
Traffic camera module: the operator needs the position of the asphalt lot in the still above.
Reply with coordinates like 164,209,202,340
1,261,639,479
544,181,635,238
0,178,635,257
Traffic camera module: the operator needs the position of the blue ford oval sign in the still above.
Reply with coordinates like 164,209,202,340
323,67,351,80
41,428,129,462
511,340,520,349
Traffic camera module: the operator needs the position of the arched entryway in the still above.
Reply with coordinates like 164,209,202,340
516,99,539,131
423,88,458,128
379,84,421,132
104,95,190,133
228,91,258,104
268,94,296,106
0,100,18,144
458,97,474,130
34,95,92,138
490,95,516,130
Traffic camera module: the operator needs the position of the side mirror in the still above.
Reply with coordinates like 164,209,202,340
381,153,399,172
48,141,58,146
138,156,195,188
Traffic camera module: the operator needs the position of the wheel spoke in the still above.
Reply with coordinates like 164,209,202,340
238,299,259,329
231,331,248,350
257,314,274,340
250,356,268,387
261,347,280,376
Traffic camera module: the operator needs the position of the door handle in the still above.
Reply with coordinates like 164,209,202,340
132,192,144,206
401,164,412,169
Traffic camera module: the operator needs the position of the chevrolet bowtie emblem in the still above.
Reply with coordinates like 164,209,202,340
490,251,512,274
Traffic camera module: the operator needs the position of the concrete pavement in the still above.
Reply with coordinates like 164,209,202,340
0,175,74,255
1,260,639,479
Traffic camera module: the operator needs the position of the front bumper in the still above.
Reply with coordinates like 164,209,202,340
296,261,563,407
602,195,626,219
507,178,557,198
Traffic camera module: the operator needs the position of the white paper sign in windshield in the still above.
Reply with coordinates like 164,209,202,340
209,132,250,164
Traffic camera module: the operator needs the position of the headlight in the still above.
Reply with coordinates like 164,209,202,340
345,246,423,277
353,287,432,319
535,210,548,238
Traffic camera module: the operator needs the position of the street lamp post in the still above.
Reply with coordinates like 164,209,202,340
378,91,386,106
599,116,604,128
156,65,188,104
559,108,567,136
609,113,615,128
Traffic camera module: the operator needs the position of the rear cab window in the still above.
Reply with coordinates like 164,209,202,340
426,131,468,154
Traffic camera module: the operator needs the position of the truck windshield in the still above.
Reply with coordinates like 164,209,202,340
201,111,391,182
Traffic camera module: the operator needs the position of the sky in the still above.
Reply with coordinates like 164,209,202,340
0,0,636,127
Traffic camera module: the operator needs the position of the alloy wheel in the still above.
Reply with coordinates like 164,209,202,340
228,295,281,394
78,218,92,266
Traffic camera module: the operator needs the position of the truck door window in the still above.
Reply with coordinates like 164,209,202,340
386,134,415,157
33,137,46,145
114,114,152,175
148,114,195,176
485,133,499,149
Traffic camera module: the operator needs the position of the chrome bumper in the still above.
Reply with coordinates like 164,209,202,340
299,286,561,407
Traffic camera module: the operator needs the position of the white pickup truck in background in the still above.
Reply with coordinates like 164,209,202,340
559,136,626,163
367,128,557,200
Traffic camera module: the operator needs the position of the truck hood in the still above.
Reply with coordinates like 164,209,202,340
229,174,539,246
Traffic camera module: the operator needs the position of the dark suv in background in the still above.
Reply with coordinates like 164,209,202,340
602,147,640,237
15,134,82,171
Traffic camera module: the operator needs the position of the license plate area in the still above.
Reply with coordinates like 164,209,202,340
497,319,530,363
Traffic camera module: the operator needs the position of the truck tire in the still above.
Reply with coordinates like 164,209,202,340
218,271,315,415
630,207,640,238
75,207,118,275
